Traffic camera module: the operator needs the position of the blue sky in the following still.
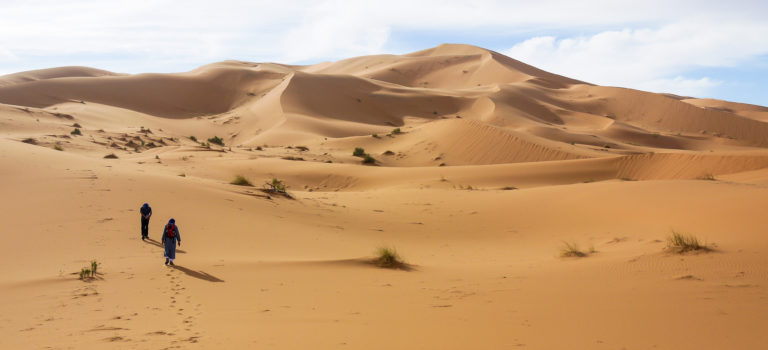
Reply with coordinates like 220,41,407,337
1,0,767,106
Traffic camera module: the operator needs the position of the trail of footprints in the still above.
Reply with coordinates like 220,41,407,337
88,268,202,347
136,269,202,348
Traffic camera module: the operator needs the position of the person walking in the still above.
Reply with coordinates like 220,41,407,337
161,218,181,266
140,203,152,240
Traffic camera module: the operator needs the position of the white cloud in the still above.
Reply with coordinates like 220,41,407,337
278,1,390,62
505,19,768,96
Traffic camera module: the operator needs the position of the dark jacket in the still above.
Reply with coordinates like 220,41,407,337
140,205,152,218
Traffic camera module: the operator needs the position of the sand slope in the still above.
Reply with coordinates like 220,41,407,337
2,44,768,349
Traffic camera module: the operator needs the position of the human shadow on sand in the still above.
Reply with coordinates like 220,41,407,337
171,265,225,283
143,238,186,254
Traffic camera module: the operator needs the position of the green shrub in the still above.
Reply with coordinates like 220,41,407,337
353,147,366,157
362,154,376,164
208,136,224,146
266,178,286,193
231,175,253,186
374,247,404,268
71,128,82,136
79,268,91,280
189,135,198,142
392,128,402,134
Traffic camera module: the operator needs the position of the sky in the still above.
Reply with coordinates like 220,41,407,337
1,0,767,105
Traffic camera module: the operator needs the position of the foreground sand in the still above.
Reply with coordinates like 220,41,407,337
2,44,768,349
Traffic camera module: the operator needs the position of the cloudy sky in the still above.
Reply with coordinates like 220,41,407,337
1,0,767,105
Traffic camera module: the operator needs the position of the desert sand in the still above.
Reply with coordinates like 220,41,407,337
1,44,767,349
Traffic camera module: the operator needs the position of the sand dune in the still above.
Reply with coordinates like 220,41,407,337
2,44,768,349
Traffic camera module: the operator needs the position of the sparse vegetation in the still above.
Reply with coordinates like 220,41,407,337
104,153,118,159
353,147,366,157
231,175,253,187
71,128,82,136
264,178,286,193
72,123,82,128
54,144,63,151
21,138,37,145
255,146,263,151
78,260,100,281
392,128,402,134
79,268,91,280
372,133,379,138
189,135,198,142
501,186,518,190
208,136,224,146
178,173,186,177
666,230,711,253
374,247,405,269
362,154,376,164
91,260,99,276
697,173,717,181
282,156,305,161
560,242,588,257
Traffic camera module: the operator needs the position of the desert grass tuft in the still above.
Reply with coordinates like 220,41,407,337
666,230,711,253
560,241,587,257
91,260,99,276
231,175,253,186
353,147,366,157
374,246,405,269
79,268,91,280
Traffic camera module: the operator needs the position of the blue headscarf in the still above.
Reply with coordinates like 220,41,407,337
143,203,149,208
169,218,175,224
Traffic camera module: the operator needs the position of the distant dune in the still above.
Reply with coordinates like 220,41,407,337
2,44,768,350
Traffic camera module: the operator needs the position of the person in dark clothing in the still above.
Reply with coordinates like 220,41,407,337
140,203,152,240
161,218,181,266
